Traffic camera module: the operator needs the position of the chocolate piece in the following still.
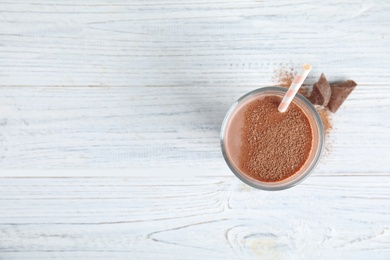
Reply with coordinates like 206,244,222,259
327,80,357,113
308,73,331,106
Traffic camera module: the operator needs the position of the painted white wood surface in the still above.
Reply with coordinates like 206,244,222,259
1,0,390,259
1,0,390,86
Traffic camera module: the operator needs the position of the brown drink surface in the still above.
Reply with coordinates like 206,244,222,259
239,96,313,182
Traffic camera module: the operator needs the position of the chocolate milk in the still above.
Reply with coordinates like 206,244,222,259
223,90,319,184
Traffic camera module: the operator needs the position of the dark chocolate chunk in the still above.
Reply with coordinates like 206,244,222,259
308,73,331,106
327,80,357,113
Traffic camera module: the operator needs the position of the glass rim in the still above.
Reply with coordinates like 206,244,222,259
220,86,325,191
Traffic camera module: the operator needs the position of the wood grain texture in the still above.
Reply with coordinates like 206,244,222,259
1,0,390,86
0,85,389,173
1,175,390,259
1,0,390,259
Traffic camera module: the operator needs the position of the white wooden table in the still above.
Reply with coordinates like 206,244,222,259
1,0,390,259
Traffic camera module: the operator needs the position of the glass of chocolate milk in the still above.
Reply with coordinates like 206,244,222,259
221,87,324,190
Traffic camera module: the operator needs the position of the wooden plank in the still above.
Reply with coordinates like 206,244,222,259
0,175,389,259
1,0,390,86
0,85,389,173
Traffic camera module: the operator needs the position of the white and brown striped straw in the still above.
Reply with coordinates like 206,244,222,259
278,63,312,113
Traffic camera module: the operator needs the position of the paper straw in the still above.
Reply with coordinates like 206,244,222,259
278,63,312,113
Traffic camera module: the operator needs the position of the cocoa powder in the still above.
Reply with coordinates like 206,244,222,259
273,66,295,88
273,66,310,97
316,107,332,135
239,96,313,182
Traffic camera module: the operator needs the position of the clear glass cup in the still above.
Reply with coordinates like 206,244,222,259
220,87,325,190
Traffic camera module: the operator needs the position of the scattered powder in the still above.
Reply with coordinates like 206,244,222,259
272,66,295,88
239,96,313,182
299,86,310,99
316,107,333,135
273,66,310,97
